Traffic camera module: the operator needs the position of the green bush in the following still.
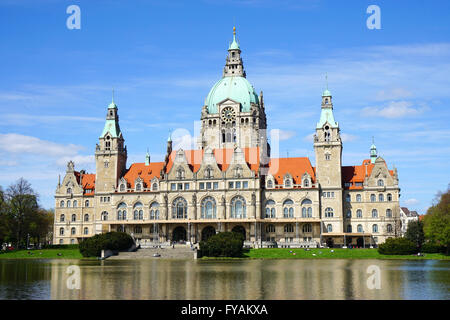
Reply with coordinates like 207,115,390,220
42,244,79,249
378,237,417,255
421,242,446,254
199,232,244,257
79,232,134,257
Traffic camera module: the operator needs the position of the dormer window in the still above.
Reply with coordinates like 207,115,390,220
377,179,384,186
67,188,72,194
266,179,273,188
284,175,292,188
152,183,158,191
120,183,126,192
176,167,185,180
234,166,243,178
135,183,141,192
205,167,213,179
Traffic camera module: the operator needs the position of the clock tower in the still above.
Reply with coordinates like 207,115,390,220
198,27,268,152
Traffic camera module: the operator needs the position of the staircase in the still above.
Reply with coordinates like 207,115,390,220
107,247,196,260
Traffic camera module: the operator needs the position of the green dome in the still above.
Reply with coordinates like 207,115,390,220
205,76,259,113
322,89,332,97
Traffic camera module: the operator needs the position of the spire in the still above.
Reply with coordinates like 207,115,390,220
145,148,150,166
109,88,117,109
229,26,240,50
370,137,377,164
317,80,338,129
223,26,245,77
322,73,332,97
101,95,122,138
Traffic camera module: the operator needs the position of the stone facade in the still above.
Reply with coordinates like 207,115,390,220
53,29,401,248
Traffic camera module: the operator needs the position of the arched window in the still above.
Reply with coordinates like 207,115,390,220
85,200,89,207
152,183,158,191
71,214,76,222
135,183,142,192
284,224,294,233
357,224,363,233
346,225,352,233
346,194,351,202
230,196,246,218
387,193,392,201
357,209,363,218
84,214,89,222
176,167,185,180
265,200,276,218
377,179,384,186
266,224,275,233
284,177,292,188
73,200,77,207
301,199,313,218
59,239,64,244
101,211,108,221
303,179,309,187
117,202,127,220
346,210,352,218
283,199,294,218
201,196,216,219
133,202,143,220
150,202,160,220
372,209,378,218
266,179,273,188
67,188,72,194
84,227,89,235
67,200,71,208
379,194,384,202
372,224,378,233
233,165,243,178
60,214,65,222
387,224,393,233
71,227,76,235
370,194,376,202
60,200,64,208
59,228,64,236
204,166,213,179
120,183,126,192
325,207,334,218
386,209,392,218
356,194,362,202
302,223,312,233
327,224,333,232
172,197,187,219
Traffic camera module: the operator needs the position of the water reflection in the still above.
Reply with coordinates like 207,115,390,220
0,259,448,300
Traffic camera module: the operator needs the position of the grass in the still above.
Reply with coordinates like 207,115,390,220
0,248,86,259
241,248,450,260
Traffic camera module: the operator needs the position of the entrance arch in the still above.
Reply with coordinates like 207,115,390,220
232,225,246,240
201,226,216,241
326,237,334,248
172,226,187,243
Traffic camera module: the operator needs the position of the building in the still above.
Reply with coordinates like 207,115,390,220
399,207,420,236
53,28,401,248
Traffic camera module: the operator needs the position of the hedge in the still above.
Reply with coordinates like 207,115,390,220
421,242,447,254
199,232,244,257
42,244,79,249
378,237,417,255
79,232,134,257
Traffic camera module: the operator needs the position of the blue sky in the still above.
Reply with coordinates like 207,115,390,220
0,0,449,213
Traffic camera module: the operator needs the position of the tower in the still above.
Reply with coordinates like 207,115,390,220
314,87,343,227
95,97,127,193
199,27,268,151
370,137,377,164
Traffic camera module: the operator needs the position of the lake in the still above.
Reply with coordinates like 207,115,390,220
0,259,449,299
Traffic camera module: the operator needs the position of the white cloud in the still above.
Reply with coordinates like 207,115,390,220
270,129,296,141
375,88,413,101
341,133,357,142
403,198,420,206
361,101,430,119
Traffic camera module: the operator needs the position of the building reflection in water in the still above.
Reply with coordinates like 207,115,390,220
45,259,438,300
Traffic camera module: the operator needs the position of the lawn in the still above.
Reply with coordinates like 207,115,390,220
241,248,450,260
0,248,85,259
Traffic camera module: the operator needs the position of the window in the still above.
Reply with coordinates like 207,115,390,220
199,182,205,190
325,207,334,218
60,214,65,222
136,183,142,192
387,224,393,233
356,194,362,202
283,199,294,218
230,196,246,218
176,167,185,180
60,200,64,208
387,193,392,201
301,198,313,218
84,214,89,222
67,200,71,208
71,214,76,222
84,227,89,235
73,200,77,207
302,224,312,233
346,194,351,202
370,194,376,202
59,228,64,236
303,179,309,187
152,183,158,191
345,183,352,187
134,226,142,234
117,202,127,220
71,227,76,235
171,183,176,191
228,181,234,189
265,200,276,218
184,183,190,190
346,225,352,233
172,197,187,219
266,224,275,233
120,184,126,192
177,183,183,191
267,179,273,188
204,167,213,179
213,182,219,190
377,179,384,187
325,153,331,161
386,209,392,218
150,202,160,220
357,209,363,218
150,224,159,234
59,239,64,244
235,181,241,189
284,178,292,188
379,194,384,202
357,224,363,233
372,224,378,233
327,224,333,232
284,224,294,233
101,211,108,221
201,196,216,219
243,181,248,189
372,209,378,218
67,188,72,194
71,239,75,244
104,161,109,168
133,202,143,220
85,200,89,207
234,166,243,178
346,210,352,218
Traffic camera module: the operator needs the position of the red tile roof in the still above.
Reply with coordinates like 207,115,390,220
342,159,394,189
122,162,165,189
268,157,316,186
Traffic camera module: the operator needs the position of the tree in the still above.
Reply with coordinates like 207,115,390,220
423,186,450,255
405,220,425,250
